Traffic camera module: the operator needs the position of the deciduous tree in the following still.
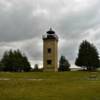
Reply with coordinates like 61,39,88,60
75,40,100,71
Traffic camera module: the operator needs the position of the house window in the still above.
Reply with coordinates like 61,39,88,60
47,60,52,65
48,48,51,53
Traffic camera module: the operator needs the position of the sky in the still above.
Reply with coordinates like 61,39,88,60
0,0,100,68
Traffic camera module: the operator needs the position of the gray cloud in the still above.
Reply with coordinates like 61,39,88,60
0,0,100,67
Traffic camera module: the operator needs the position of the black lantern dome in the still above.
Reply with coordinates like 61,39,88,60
47,28,55,34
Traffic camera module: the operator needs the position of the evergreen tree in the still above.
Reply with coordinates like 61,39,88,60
75,40,100,71
33,64,39,71
0,62,5,71
1,49,31,72
59,55,70,71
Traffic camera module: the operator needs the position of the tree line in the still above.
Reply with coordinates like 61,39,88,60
0,50,31,72
0,40,100,72
59,40,100,71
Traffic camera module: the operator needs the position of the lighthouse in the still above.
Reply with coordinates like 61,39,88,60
42,28,59,71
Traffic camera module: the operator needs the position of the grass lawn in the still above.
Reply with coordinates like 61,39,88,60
0,71,100,100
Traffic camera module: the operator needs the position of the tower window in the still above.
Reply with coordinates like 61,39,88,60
48,48,51,53
47,60,52,65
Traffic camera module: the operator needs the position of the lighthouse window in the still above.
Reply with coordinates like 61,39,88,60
48,48,51,53
47,60,52,65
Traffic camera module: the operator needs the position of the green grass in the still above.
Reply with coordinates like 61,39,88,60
0,72,100,100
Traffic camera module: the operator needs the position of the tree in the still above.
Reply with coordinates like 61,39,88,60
59,55,70,71
1,49,31,72
75,40,100,71
33,64,39,71
0,62,5,71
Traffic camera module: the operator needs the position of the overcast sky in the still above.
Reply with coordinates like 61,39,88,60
0,0,100,68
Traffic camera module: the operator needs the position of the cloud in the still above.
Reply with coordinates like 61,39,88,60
0,0,100,67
